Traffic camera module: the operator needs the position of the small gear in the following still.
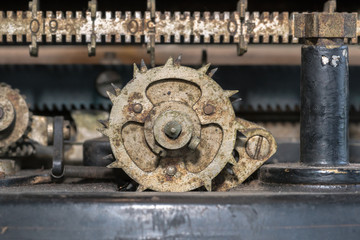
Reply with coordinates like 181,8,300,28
99,57,277,192
0,83,31,153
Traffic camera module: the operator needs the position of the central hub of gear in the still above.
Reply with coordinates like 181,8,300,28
154,111,192,149
145,102,201,152
101,57,277,192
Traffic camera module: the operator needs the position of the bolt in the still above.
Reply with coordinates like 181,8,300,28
164,121,182,139
188,136,201,150
133,103,143,113
0,107,4,119
245,136,270,160
166,166,177,176
203,104,215,115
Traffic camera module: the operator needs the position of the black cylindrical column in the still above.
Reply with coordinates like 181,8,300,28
300,44,349,166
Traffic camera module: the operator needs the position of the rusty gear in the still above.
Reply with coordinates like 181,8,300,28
0,83,31,152
99,57,277,192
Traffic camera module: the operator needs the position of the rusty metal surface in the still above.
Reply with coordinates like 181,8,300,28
0,160,15,176
294,13,357,39
99,57,276,192
0,0,358,57
0,83,30,152
0,10,356,45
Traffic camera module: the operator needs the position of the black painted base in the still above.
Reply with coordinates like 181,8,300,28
260,163,360,184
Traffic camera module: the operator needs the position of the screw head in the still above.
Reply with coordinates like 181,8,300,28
166,166,177,176
203,104,215,115
245,136,270,160
164,121,182,139
133,103,143,113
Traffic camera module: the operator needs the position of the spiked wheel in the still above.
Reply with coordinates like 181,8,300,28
99,57,276,192
0,83,30,152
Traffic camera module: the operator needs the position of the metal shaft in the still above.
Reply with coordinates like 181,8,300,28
300,42,349,166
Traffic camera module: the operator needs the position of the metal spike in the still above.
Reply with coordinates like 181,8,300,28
208,68,218,78
198,63,211,74
136,185,147,192
204,179,212,192
106,90,117,103
133,63,140,78
174,54,182,66
98,119,109,128
231,98,242,104
140,59,148,72
102,154,114,160
111,83,121,96
165,56,174,67
224,90,239,98
97,127,109,137
107,161,121,168
229,156,237,165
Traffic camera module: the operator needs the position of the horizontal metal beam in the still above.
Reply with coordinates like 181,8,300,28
0,191,360,239
0,11,358,44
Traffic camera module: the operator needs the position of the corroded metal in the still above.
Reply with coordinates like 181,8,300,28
99,57,276,192
0,1,358,56
213,118,277,191
0,83,30,152
0,160,15,176
294,13,357,39
0,10,297,44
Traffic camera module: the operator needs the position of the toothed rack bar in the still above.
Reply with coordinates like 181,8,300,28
0,11,359,44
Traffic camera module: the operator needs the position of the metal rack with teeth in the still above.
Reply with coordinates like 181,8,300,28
0,0,358,65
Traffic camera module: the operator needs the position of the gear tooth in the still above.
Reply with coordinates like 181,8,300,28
140,59,148,72
102,154,114,160
106,90,117,103
208,68,218,78
224,90,239,98
107,160,121,168
198,63,211,74
97,127,109,137
165,56,174,67
204,179,212,192
136,184,147,192
111,83,121,96
229,155,237,165
133,63,140,78
174,54,182,66
98,119,109,128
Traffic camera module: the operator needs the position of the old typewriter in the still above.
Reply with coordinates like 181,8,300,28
0,0,359,239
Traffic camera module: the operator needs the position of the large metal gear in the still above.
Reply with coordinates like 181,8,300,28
0,83,31,153
99,57,277,192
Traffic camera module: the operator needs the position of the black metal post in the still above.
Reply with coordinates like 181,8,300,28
260,40,360,184
300,43,349,166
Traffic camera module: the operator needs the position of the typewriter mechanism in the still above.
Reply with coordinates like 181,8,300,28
0,0,360,239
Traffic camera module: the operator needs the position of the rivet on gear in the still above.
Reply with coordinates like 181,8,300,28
166,166,177,176
203,104,215,115
132,103,143,113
